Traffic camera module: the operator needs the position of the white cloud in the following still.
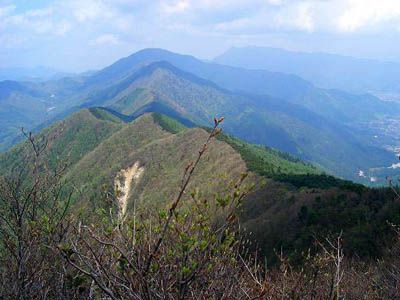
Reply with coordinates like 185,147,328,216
267,0,283,5
0,5,15,18
337,0,400,32
2,5,71,36
3,0,400,70
0,34,25,48
24,7,53,18
70,0,116,22
213,1,315,33
274,2,315,32
89,34,122,46
388,163,400,169
54,21,72,36
162,0,190,14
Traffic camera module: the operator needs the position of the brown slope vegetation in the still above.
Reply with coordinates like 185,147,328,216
0,108,124,175
62,112,252,216
1,107,398,267
82,61,394,182
1,107,400,299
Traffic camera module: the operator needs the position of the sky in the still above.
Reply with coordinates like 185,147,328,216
1,0,400,72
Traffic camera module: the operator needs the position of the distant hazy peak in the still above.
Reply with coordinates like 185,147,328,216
215,46,400,93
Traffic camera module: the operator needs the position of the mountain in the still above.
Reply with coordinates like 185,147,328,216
1,108,398,263
90,48,399,123
1,48,399,183
85,49,400,164
78,60,395,181
86,48,313,101
0,66,71,81
0,80,57,151
215,46,400,95
0,70,105,151
0,108,317,206
0,77,85,151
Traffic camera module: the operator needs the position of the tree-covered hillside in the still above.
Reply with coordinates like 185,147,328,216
1,108,400,298
1,109,399,265
81,61,394,181
1,108,316,211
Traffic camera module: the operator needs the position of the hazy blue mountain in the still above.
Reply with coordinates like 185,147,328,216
0,66,72,81
90,48,400,125
89,48,314,102
0,75,89,151
80,61,395,181
215,46,400,95
1,48,399,183
0,80,54,150
86,49,400,165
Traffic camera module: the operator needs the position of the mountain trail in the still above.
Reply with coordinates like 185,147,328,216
114,161,144,219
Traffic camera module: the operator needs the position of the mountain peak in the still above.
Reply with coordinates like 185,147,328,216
132,60,225,91
124,48,199,64
88,48,199,85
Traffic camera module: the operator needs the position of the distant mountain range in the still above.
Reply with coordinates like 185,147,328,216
215,46,400,96
0,66,73,82
1,48,400,183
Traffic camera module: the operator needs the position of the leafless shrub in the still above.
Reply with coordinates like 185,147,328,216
0,130,73,299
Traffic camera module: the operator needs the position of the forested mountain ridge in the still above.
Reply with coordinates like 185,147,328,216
1,106,399,299
1,48,399,183
0,108,317,209
77,60,397,182
1,108,399,263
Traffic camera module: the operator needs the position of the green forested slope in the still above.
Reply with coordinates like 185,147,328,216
1,108,399,265
0,108,124,174
82,62,392,181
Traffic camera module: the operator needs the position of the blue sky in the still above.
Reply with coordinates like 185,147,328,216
1,0,400,71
